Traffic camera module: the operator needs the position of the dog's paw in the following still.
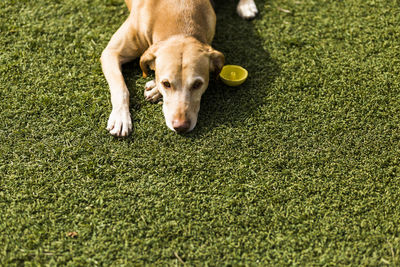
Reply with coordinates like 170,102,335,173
107,109,132,137
237,1,258,20
144,80,162,103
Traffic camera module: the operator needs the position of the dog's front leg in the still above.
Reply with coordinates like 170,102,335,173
144,80,162,103
101,19,139,137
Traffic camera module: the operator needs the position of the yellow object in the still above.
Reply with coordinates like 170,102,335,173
219,65,248,86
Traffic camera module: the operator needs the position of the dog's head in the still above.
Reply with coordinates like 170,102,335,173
140,36,224,133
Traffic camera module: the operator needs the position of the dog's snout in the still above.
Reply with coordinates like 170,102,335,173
172,119,191,133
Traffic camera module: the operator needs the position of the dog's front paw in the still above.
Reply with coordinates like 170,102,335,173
144,80,162,103
107,109,132,137
237,1,258,20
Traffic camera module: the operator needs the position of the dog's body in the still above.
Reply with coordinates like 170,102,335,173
101,0,258,136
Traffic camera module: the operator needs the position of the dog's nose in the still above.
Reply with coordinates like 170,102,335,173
172,119,191,133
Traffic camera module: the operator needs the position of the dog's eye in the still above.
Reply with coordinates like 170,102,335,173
162,80,171,88
191,80,203,90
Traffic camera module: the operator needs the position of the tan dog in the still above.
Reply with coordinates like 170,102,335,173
101,0,257,136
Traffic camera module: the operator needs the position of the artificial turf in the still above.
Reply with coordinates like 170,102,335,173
1,0,400,265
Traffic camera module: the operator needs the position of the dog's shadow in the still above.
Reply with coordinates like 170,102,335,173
194,0,280,135
122,0,279,136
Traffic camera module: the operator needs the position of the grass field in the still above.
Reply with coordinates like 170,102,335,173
1,0,400,265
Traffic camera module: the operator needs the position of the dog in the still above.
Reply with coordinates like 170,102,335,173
101,0,258,136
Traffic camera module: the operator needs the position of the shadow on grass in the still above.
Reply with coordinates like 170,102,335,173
193,0,280,135
121,0,279,137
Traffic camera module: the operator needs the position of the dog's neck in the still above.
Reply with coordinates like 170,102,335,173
149,0,216,45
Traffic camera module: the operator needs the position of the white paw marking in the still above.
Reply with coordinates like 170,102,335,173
144,80,162,103
237,1,258,19
106,109,132,137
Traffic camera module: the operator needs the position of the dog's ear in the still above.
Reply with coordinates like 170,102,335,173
208,48,225,76
140,44,158,78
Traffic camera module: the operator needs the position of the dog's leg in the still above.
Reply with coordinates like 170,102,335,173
144,80,162,103
237,0,258,20
101,19,139,137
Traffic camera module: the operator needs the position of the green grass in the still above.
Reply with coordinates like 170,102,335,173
1,0,400,265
